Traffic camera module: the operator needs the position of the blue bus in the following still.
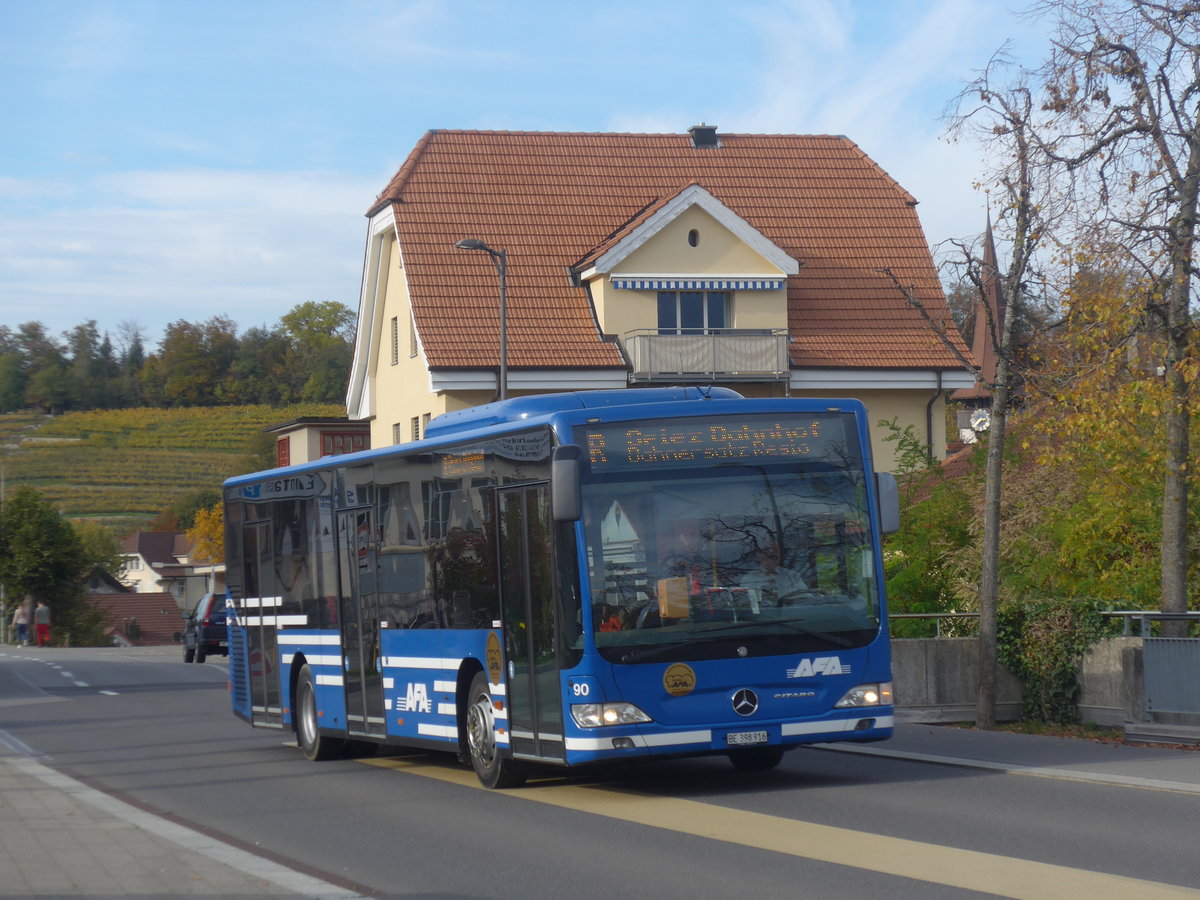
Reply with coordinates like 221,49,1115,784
223,387,898,788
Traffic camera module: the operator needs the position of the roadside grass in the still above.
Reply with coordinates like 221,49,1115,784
0,404,343,526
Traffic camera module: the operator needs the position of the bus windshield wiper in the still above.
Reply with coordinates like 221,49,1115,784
618,620,854,663
699,619,856,648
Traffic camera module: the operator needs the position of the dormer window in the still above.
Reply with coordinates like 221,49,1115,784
658,290,728,334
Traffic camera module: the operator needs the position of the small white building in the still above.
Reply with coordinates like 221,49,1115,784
120,532,224,611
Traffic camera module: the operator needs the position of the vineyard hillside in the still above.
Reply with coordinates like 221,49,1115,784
0,405,344,529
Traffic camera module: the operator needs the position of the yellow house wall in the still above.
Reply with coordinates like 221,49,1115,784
371,236,441,448
590,207,788,335
370,234,506,448
786,387,948,471
622,207,776,273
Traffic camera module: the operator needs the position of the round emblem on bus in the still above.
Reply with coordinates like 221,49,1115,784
663,663,696,696
732,689,759,716
485,631,503,684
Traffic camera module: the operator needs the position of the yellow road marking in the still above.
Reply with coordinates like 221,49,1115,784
363,755,1199,899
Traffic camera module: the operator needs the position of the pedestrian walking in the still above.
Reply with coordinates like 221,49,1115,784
10,603,29,646
34,601,51,647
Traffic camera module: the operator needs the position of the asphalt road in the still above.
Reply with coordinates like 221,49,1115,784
1,646,1197,899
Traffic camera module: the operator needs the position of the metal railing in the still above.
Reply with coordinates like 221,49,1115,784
622,328,790,383
890,610,1200,638
890,612,980,637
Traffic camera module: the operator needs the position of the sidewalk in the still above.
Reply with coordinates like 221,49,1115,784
828,721,1200,794
1,723,1196,898
0,752,364,899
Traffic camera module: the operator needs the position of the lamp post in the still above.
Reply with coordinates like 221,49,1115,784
454,238,508,401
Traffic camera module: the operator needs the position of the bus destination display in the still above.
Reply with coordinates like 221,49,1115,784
584,415,851,469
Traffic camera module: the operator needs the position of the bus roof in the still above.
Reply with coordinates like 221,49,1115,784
423,386,744,440
224,387,871,489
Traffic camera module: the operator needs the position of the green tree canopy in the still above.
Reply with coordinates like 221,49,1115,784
0,486,88,602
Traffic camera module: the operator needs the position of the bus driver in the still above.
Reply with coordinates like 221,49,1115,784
739,545,809,604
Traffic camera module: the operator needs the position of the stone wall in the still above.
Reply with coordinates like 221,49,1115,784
893,636,1140,726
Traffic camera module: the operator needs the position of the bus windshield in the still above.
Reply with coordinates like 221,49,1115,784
577,413,881,663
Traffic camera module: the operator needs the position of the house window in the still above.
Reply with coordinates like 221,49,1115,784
321,431,367,457
392,422,401,444
276,436,291,468
422,412,431,435
409,311,418,357
411,417,421,442
391,316,399,365
657,290,728,334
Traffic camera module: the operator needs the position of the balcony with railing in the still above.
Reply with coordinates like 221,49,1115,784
622,328,791,383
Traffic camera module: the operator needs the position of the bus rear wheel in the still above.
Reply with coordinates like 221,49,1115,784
296,664,345,761
728,746,785,772
465,672,526,789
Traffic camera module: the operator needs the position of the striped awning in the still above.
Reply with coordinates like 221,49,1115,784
610,277,785,291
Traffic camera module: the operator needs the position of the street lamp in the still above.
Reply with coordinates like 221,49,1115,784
454,238,508,401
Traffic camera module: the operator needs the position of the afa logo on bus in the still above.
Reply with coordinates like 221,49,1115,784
787,656,850,678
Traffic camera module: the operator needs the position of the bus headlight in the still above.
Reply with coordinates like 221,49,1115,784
571,702,653,728
834,682,893,708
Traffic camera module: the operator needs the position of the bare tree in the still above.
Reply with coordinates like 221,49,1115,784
1034,0,1199,634
883,54,1060,728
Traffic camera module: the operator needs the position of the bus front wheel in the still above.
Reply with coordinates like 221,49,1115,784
465,672,526,789
296,664,345,761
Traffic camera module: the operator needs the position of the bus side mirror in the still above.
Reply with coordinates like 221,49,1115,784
876,472,900,535
552,444,583,522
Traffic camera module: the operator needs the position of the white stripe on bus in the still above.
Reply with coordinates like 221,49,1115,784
281,653,340,667
240,615,309,626
437,703,456,717
382,656,462,670
240,596,283,608
511,730,564,743
417,724,458,739
276,634,340,646
781,715,893,737
563,730,712,751
315,675,344,686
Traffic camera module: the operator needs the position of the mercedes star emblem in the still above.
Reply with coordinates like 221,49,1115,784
732,689,759,716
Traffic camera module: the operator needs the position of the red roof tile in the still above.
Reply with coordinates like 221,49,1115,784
373,130,968,371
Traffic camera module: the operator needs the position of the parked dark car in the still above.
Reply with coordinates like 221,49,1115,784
183,593,227,663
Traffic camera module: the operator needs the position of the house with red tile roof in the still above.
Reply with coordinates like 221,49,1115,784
119,531,224,613
346,126,973,469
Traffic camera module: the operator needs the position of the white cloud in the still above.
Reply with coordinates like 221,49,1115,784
0,169,375,341
725,0,1037,249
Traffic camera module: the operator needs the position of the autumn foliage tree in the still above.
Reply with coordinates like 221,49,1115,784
1031,0,1200,631
186,501,225,567
1027,254,1196,605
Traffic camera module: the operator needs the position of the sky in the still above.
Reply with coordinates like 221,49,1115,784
0,0,1050,348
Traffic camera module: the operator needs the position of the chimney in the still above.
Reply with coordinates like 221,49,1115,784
689,123,719,149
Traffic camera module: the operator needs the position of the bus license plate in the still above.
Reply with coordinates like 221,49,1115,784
727,730,768,746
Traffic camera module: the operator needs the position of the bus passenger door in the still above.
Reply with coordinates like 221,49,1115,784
337,509,386,738
239,521,281,727
497,484,565,763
